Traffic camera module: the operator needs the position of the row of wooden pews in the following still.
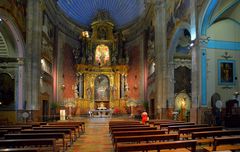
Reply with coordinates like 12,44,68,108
109,120,197,152
110,119,240,152
0,120,85,152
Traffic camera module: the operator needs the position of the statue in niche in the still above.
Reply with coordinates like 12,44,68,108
86,87,92,99
87,53,93,64
98,27,107,40
112,55,117,65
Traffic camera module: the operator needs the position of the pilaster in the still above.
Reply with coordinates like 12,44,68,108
190,0,200,123
26,0,42,110
153,0,167,119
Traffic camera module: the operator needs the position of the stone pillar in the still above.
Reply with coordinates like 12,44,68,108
191,45,199,123
153,0,167,119
190,0,199,123
167,61,175,108
26,0,42,111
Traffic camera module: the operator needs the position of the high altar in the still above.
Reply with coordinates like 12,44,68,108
73,11,129,115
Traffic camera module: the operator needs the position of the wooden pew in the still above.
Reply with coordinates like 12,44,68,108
111,127,157,133
0,130,7,139
47,121,85,133
192,130,240,145
0,148,40,152
109,120,140,124
111,130,165,140
0,138,58,152
116,140,197,152
109,121,140,129
149,120,183,125
35,126,79,140
114,134,179,148
0,125,32,129
168,124,208,133
0,128,21,133
158,122,195,130
179,126,223,139
41,125,80,136
212,136,240,151
4,133,66,151
109,121,140,126
0,119,10,125
33,127,77,140
109,125,149,133
16,122,47,127
21,129,73,145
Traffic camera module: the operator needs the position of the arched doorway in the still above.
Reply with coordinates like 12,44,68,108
0,9,25,112
94,75,110,109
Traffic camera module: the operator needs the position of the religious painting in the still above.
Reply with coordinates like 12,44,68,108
94,75,110,101
218,60,235,85
95,44,110,66
174,66,191,94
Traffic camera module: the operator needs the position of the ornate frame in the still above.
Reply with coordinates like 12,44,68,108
218,59,235,85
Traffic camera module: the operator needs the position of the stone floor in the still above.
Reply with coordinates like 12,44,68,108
68,116,135,152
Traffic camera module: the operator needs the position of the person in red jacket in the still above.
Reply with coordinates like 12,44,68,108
141,112,148,124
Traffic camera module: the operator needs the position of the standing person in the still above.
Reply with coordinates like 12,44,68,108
141,112,148,124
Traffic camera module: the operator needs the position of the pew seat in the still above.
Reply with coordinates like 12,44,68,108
116,140,197,152
4,133,66,151
203,136,240,151
0,138,58,152
192,130,240,145
0,148,40,152
113,134,179,148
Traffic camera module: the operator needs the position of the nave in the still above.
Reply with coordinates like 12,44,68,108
1,116,240,152
68,117,113,152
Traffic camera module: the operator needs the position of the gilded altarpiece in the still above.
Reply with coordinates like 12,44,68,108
74,12,129,114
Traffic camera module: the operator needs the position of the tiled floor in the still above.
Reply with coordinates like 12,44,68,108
68,117,130,152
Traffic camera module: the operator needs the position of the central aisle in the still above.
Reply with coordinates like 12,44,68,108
69,117,113,152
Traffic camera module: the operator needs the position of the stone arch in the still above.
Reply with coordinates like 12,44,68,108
168,22,190,62
0,8,25,109
167,22,191,109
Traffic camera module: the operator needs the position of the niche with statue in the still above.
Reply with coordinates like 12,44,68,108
174,92,191,121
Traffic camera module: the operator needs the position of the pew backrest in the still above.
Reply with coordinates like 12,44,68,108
116,140,197,152
179,126,223,136
111,127,157,132
192,130,240,139
0,138,57,152
111,130,165,139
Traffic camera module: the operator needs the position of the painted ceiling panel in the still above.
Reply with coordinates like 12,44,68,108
57,0,145,28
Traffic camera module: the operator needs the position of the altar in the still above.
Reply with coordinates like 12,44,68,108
90,102,112,118
90,109,112,118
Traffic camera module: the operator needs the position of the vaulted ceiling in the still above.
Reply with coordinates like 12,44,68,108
56,0,145,29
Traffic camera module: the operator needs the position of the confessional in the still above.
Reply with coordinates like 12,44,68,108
224,99,240,127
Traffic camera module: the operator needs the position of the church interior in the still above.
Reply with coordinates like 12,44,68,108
0,0,240,151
